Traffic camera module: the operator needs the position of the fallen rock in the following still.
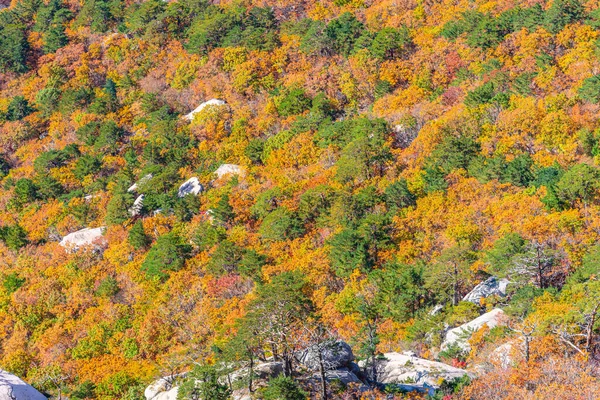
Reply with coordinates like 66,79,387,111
462,277,510,304
128,174,153,193
145,374,186,400
185,99,226,121
129,194,144,216
178,177,203,197
0,369,46,400
297,340,354,371
442,308,507,352
359,352,470,388
214,164,243,180
59,227,106,249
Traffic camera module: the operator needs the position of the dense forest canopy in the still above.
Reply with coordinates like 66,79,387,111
1,0,600,398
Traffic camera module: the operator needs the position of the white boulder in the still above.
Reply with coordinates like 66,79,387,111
128,174,153,193
442,308,507,352
462,277,509,304
297,341,354,371
185,99,226,121
129,194,144,217
214,164,243,180
59,227,105,249
145,374,185,400
0,370,46,400
359,352,469,388
178,177,203,197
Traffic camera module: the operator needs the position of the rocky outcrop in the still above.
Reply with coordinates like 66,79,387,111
214,164,243,180
129,194,144,216
59,227,106,250
144,374,185,400
178,177,203,197
0,370,46,400
442,308,507,352
297,340,354,371
185,99,226,121
462,277,510,304
128,174,153,193
359,352,470,389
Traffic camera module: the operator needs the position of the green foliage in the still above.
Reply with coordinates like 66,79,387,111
177,365,231,400
579,74,600,103
0,21,29,73
258,207,303,242
325,12,365,56
2,273,25,295
261,376,307,400
385,179,416,210
370,27,411,60
276,88,312,117
129,221,150,250
6,96,34,121
95,276,120,298
545,0,585,33
554,163,600,206
141,233,191,280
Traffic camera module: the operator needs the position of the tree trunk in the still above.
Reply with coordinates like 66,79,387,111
318,349,328,400
452,263,458,306
248,353,254,393
586,301,600,352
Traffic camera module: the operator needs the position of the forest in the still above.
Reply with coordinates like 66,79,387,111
0,0,600,398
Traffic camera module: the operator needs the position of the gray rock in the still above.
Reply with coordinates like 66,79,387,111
178,177,203,197
185,99,226,121
441,308,507,352
297,341,354,371
129,194,144,216
59,227,106,250
462,277,509,304
0,370,46,400
214,164,243,180
128,174,153,193
358,352,470,388
144,373,186,400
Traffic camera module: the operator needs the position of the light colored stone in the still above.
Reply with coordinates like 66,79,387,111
185,99,226,121
145,374,186,400
178,177,203,197
214,164,243,180
462,277,510,304
442,308,507,352
359,352,470,388
128,174,153,193
129,194,145,216
297,341,354,371
429,304,444,315
0,370,46,400
59,227,105,249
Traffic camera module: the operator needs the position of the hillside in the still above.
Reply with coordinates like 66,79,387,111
0,0,600,398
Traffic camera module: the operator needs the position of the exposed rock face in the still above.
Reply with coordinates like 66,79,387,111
297,341,354,371
229,361,283,384
462,277,510,304
318,368,361,385
178,177,203,197
442,308,507,352
128,174,153,193
144,374,185,400
359,352,470,388
59,227,105,249
0,370,46,400
129,194,144,216
214,164,243,180
185,99,226,121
